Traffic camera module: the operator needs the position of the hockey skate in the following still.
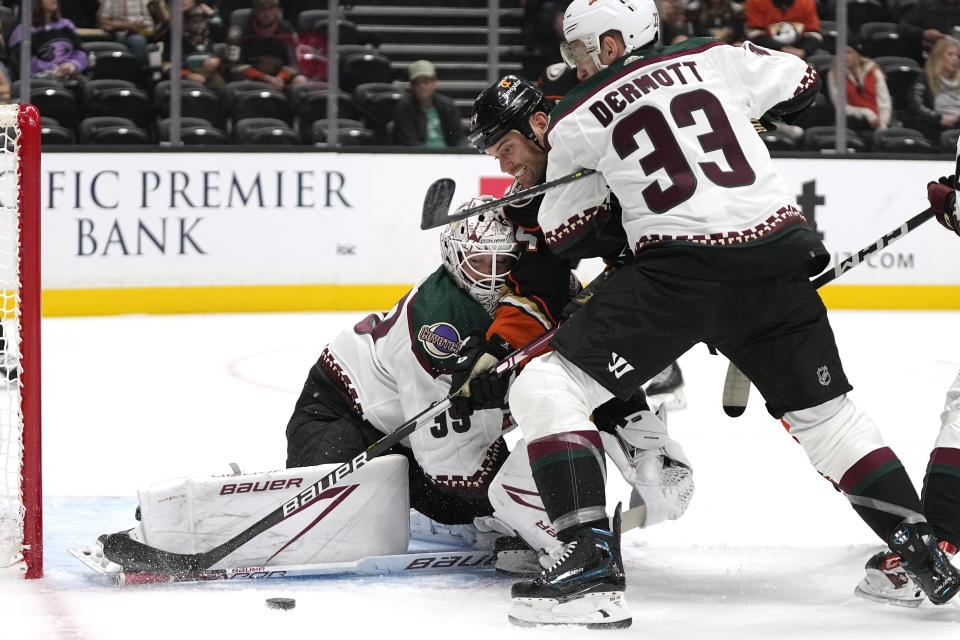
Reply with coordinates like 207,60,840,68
855,540,958,607
884,523,960,605
643,361,685,411
508,505,631,629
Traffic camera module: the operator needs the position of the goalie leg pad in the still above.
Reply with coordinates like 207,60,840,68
133,455,411,568
486,442,560,558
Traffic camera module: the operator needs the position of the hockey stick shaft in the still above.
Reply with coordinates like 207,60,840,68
722,207,935,417
102,326,560,575
420,168,597,230
114,550,498,585
809,208,933,288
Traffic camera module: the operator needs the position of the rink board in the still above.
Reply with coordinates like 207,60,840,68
37,152,960,315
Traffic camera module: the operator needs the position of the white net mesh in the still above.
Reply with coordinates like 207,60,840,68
0,105,24,570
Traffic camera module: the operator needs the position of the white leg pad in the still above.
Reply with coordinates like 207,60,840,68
134,455,411,568
783,395,887,483
508,351,614,443
484,442,560,553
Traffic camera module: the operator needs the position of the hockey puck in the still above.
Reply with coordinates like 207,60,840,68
265,598,296,610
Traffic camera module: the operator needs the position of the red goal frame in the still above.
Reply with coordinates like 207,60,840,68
18,104,42,579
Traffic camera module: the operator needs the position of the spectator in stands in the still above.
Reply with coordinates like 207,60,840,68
97,0,155,62
907,36,960,140
157,3,227,93
9,0,88,82
690,0,747,44
228,0,306,89
392,59,466,148
827,37,892,133
745,0,822,59
899,0,960,62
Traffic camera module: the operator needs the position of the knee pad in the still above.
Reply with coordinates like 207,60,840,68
783,395,887,482
509,351,613,443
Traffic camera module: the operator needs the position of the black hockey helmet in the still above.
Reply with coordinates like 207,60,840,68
468,75,550,152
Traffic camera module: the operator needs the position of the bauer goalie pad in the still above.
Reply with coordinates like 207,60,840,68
484,441,560,555
131,455,410,569
599,408,694,527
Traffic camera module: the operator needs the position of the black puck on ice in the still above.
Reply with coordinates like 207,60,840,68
266,597,296,610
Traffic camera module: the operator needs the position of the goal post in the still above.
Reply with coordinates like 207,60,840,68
0,103,42,579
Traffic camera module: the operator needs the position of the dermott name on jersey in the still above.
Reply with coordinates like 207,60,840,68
589,60,705,128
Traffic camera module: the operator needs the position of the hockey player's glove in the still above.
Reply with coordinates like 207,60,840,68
449,333,514,418
928,175,960,238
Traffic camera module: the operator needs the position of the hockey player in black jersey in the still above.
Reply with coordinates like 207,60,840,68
457,73,685,414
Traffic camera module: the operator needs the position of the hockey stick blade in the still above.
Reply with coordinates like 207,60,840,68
721,207,936,418
420,178,457,230
722,361,750,418
420,168,597,230
98,327,560,575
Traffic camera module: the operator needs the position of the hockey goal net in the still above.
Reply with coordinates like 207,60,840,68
0,104,41,579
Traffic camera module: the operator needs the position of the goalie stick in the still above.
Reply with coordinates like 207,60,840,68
99,327,561,577
69,546,498,585
722,207,936,417
75,505,651,585
420,168,597,230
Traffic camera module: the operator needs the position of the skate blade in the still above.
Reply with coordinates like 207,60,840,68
508,591,632,629
853,583,923,608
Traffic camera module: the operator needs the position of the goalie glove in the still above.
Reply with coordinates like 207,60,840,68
597,404,694,528
449,333,514,418
928,176,960,238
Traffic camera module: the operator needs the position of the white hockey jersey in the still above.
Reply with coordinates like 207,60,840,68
323,267,509,491
540,38,818,255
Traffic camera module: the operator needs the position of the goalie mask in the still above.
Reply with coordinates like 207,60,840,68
468,75,550,152
441,203,520,315
561,0,660,71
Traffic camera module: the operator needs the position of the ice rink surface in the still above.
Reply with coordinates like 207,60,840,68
2,308,960,639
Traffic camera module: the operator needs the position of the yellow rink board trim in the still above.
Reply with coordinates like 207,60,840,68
39,284,960,316
41,284,414,316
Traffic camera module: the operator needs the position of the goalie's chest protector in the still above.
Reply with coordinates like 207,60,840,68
327,269,505,478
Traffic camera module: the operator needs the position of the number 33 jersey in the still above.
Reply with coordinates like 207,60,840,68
540,38,818,258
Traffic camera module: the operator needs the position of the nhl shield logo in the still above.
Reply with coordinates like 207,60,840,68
817,365,831,386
